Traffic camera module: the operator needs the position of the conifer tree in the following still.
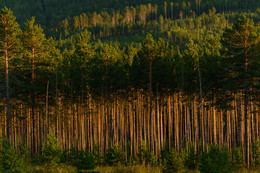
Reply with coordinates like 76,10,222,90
221,15,260,167
0,7,21,139
23,16,54,153
140,34,158,150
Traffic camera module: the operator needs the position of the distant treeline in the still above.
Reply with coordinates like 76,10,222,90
1,0,260,30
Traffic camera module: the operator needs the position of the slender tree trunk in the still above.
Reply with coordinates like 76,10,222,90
194,97,199,152
245,88,249,167
164,6,167,19
198,59,207,151
56,70,59,138
171,4,173,19
31,47,37,154
149,61,153,151
156,83,160,155
5,48,11,139
45,81,49,142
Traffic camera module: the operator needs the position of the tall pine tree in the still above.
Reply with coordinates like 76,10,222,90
23,16,53,153
221,15,260,167
0,7,21,139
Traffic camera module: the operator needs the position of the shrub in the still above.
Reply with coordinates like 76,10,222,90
92,145,102,165
0,139,29,173
251,139,260,168
20,145,30,163
105,145,125,166
199,145,233,173
162,149,183,173
232,147,244,170
160,145,170,165
137,142,157,166
183,144,198,170
61,147,78,166
78,151,96,170
62,147,96,170
42,133,61,166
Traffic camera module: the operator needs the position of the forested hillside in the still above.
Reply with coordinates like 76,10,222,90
1,0,260,30
0,0,260,172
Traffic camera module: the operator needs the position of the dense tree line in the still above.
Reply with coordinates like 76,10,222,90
0,5,259,170
1,0,260,32
55,6,260,48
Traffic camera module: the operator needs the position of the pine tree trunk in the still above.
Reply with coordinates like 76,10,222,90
244,88,249,167
156,84,160,155
194,97,199,152
5,48,11,139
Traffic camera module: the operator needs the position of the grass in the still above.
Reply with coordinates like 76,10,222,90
1,165,258,173
30,164,77,173
91,166,162,173
83,166,260,173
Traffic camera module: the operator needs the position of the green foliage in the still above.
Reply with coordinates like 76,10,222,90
0,139,30,173
183,144,198,170
162,149,183,173
96,165,161,173
32,164,77,173
42,133,61,166
160,144,170,165
232,147,245,170
61,147,96,170
199,145,233,173
105,145,125,166
92,146,103,165
221,15,259,91
0,7,22,56
137,142,157,166
2,0,260,33
19,145,31,170
251,139,260,168
0,5,260,172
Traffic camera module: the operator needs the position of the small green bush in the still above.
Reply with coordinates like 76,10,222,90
105,145,125,166
92,145,103,165
199,145,233,173
183,144,198,170
78,151,96,170
162,149,183,173
61,146,99,170
251,139,260,168
232,147,244,170
0,139,30,173
42,133,61,167
61,147,79,166
160,145,170,165
137,142,157,166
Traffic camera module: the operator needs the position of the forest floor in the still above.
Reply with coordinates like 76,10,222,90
91,166,163,173
86,166,260,173
7,164,260,173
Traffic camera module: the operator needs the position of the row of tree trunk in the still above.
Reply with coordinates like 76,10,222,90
0,91,259,162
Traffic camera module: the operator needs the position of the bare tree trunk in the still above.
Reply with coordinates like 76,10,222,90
5,49,11,139
156,83,160,155
245,88,249,167
171,3,173,19
45,81,49,141
213,106,217,144
55,70,59,138
149,61,153,151
198,59,207,151
194,97,199,152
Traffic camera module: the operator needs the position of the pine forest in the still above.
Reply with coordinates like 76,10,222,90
0,0,259,172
